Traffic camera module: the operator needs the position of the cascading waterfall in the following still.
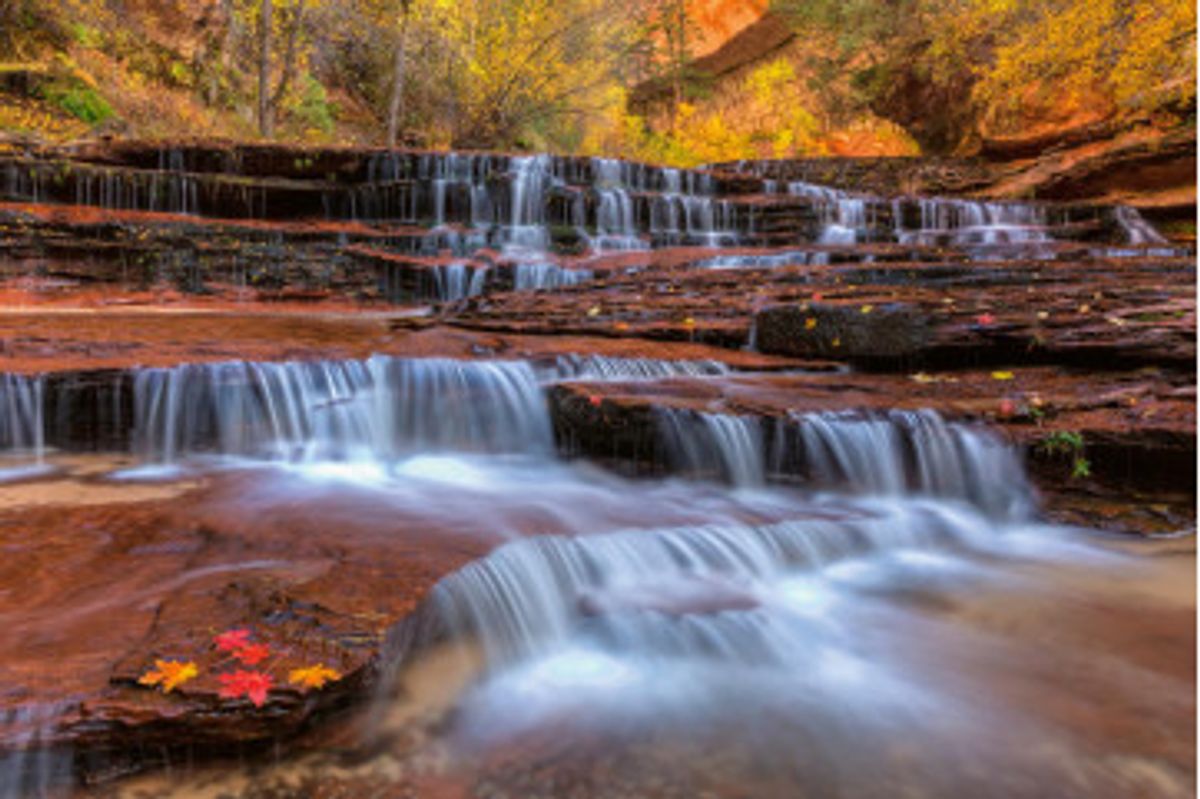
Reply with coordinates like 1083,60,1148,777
430,500,1000,669
769,410,1034,520
131,357,552,465
1113,205,1168,245
657,408,1034,521
788,182,872,244
786,181,1056,251
544,354,730,382
657,410,766,488
0,374,45,474
0,704,72,799
512,263,594,291
430,263,487,302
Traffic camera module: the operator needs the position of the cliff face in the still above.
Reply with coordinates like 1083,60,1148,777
638,6,1195,215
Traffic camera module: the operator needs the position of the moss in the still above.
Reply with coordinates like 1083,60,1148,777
36,78,114,125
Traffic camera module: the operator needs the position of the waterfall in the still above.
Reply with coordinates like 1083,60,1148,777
0,374,45,466
0,704,72,799
1113,206,1167,245
788,182,872,244
545,355,730,382
504,155,554,255
131,357,553,465
657,410,766,488
772,410,1035,521
654,408,1033,519
591,158,644,252
784,181,1060,252
512,263,593,291
430,501,994,668
431,263,487,302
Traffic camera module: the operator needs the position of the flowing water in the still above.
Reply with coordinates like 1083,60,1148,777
0,355,1191,798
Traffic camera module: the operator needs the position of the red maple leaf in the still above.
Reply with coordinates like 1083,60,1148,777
232,642,271,666
218,670,273,707
588,395,602,407
976,313,996,326
214,628,251,653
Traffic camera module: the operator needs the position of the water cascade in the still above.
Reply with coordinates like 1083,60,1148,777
656,408,1034,521
0,374,46,479
545,354,731,382
131,357,552,465
430,498,1006,670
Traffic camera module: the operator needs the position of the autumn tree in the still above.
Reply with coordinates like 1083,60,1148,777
255,0,309,137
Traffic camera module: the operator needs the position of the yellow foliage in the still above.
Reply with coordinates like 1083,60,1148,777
288,664,342,690
138,659,199,693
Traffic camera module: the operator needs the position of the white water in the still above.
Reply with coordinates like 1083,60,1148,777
0,354,1189,799
0,374,49,482
130,357,552,466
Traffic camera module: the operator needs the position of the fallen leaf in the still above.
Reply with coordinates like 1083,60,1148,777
910,372,936,383
214,629,251,653
586,306,601,317
860,304,873,314
991,371,1015,381
976,313,996,326
219,670,273,707
683,317,695,328
1036,311,1049,320
288,664,342,690
804,317,817,330
139,659,198,693
233,643,271,666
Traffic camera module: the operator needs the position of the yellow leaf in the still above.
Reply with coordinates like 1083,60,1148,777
586,306,601,317
288,664,342,690
910,372,936,383
683,317,696,328
139,659,199,693
860,304,873,314
804,317,817,330
831,337,841,348
991,371,1015,381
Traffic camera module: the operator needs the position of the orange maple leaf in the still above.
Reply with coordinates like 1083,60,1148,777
138,659,199,693
288,664,342,690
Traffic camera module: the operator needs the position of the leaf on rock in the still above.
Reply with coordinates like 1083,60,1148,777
138,659,198,693
218,670,273,707
288,664,342,690
214,628,252,653
232,642,271,666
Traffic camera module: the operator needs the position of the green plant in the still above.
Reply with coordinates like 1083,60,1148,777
293,76,334,135
1038,430,1090,480
36,79,114,125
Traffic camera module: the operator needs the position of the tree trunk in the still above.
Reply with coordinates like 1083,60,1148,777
386,16,409,148
258,0,274,137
